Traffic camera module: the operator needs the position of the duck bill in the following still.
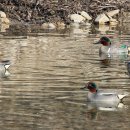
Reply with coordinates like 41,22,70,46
80,86,87,90
93,41,100,44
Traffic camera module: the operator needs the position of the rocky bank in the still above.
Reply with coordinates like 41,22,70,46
0,0,130,25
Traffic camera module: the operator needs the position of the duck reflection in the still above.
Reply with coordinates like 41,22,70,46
87,101,126,112
125,61,130,76
0,60,11,78
86,102,127,120
99,53,111,66
99,51,129,67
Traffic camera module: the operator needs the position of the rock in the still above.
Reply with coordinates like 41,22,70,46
120,12,130,23
0,11,6,18
95,13,109,24
70,14,85,23
106,9,120,17
48,23,56,29
0,17,10,24
109,18,118,25
42,23,48,29
107,16,118,25
81,22,92,26
0,24,9,32
97,24,109,33
70,23,80,28
56,22,65,29
42,23,56,29
80,11,92,20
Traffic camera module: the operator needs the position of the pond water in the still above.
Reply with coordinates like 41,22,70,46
0,23,130,130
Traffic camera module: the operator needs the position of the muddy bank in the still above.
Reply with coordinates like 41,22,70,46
0,0,130,25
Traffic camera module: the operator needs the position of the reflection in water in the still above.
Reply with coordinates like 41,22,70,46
99,53,111,67
86,102,128,120
99,52,129,67
95,24,117,35
87,101,127,112
0,24,130,129
0,68,10,78
125,61,130,77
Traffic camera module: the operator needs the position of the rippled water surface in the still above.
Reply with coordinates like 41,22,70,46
0,24,130,130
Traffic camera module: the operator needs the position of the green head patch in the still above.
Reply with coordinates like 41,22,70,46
120,44,127,49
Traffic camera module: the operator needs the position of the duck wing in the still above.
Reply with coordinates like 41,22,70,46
0,60,11,69
98,89,118,95
98,89,129,99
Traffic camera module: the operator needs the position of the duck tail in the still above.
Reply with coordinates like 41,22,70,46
128,46,130,52
1,60,11,69
118,92,129,100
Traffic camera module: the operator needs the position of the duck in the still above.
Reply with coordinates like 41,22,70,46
0,60,10,78
125,61,130,76
81,82,129,110
94,36,130,55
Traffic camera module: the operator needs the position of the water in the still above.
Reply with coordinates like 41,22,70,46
0,24,130,130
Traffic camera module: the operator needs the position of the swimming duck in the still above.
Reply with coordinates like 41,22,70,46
94,36,130,55
0,60,10,78
81,82,129,107
125,61,130,76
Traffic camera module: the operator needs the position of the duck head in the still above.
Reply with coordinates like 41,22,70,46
94,36,111,46
81,82,98,93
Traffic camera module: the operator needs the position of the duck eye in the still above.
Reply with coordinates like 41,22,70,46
88,85,93,89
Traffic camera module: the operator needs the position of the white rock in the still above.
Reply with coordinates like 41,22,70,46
110,19,118,25
110,18,118,22
0,24,9,32
56,22,65,29
48,23,56,29
80,11,92,20
70,14,85,23
95,13,109,24
42,23,56,29
70,23,80,28
82,22,91,26
97,25,109,33
108,16,118,25
42,23,48,29
0,11,6,18
0,17,10,24
106,9,119,17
